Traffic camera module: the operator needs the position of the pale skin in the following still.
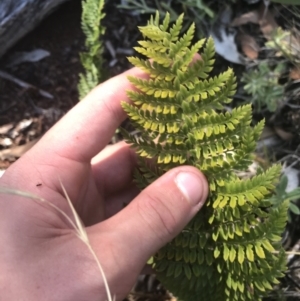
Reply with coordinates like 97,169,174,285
0,67,208,301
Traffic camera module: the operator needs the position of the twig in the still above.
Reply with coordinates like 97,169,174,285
0,139,39,160
286,273,300,291
287,239,300,262
0,70,53,99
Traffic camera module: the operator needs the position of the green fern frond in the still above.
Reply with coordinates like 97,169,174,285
122,12,288,301
78,0,106,100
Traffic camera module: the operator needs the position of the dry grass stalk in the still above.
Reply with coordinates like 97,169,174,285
0,184,114,301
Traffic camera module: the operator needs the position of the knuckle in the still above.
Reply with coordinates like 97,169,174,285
137,189,179,240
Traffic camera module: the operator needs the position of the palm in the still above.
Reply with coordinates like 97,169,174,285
0,141,138,301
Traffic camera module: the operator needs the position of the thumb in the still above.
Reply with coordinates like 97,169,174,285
129,166,209,256
97,166,208,268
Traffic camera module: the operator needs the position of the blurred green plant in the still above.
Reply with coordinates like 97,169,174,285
78,0,106,100
266,27,300,67
241,62,286,112
270,0,300,4
179,0,214,18
117,0,215,37
118,0,162,15
266,175,300,221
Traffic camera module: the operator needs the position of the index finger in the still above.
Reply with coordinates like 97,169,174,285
38,67,147,163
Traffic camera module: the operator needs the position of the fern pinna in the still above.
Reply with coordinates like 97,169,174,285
122,12,288,301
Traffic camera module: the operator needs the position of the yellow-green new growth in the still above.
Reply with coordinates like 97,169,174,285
122,12,288,301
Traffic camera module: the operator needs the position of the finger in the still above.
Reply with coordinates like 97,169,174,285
91,141,137,197
89,166,208,278
104,184,139,218
37,67,147,163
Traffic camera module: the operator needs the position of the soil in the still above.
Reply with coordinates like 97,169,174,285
0,0,140,169
0,0,83,168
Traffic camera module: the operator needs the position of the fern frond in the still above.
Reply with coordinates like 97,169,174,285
172,39,207,72
168,13,184,41
128,76,178,98
169,23,195,58
179,37,215,81
78,0,106,100
122,11,288,301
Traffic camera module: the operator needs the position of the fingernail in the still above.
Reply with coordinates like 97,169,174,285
175,172,205,206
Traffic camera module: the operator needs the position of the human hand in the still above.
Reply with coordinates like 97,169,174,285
0,67,208,301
